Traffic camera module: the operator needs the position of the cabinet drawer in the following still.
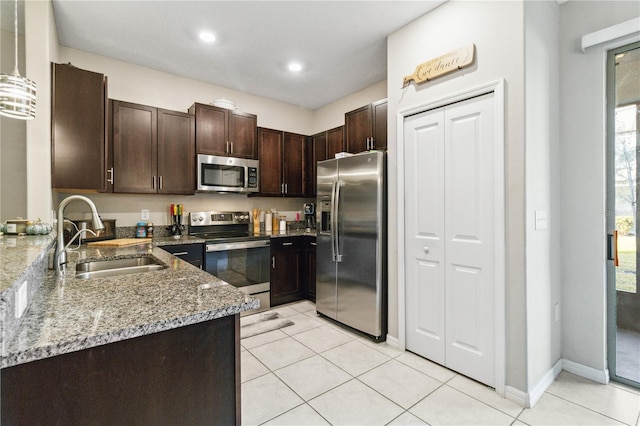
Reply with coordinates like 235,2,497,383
270,236,303,251
161,243,204,262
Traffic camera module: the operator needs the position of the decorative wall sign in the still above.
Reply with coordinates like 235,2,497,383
402,44,475,88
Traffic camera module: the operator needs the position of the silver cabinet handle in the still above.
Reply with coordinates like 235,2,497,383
159,176,163,190
285,183,288,194
226,141,230,154
172,251,189,256
282,242,293,246
311,242,317,246
272,256,276,268
152,176,156,189
230,141,234,154
107,167,114,184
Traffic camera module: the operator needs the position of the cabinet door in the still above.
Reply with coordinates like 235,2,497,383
306,237,317,301
345,105,372,154
258,128,283,195
51,63,108,192
327,126,344,160
282,132,305,197
228,111,258,159
157,109,195,195
271,238,303,306
191,103,227,156
307,132,327,196
112,101,157,193
372,99,388,150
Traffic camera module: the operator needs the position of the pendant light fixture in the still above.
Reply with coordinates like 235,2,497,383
0,0,37,120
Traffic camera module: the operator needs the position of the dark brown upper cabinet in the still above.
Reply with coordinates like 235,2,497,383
111,100,195,195
258,128,305,197
305,125,343,197
51,63,110,192
189,103,257,159
345,99,387,153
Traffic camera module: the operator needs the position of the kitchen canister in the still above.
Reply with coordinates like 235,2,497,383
265,213,272,232
279,216,287,234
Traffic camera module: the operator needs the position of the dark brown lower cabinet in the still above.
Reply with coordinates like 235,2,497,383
305,236,317,302
1,314,240,425
270,235,317,306
270,237,304,306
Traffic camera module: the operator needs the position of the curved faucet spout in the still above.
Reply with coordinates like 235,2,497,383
55,195,104,275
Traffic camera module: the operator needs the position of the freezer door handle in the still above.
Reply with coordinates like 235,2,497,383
334,180,343,262
330,181,338,261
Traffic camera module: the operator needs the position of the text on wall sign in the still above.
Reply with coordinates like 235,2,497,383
402,44,475,88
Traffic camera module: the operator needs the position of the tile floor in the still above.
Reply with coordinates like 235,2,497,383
241,301,640,425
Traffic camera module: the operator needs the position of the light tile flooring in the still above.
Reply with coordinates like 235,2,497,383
241,301,640,426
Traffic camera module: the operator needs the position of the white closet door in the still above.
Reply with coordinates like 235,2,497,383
404,92,496,387
404,107,446,365
443,93,495,386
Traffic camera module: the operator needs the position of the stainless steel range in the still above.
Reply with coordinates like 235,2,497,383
189,211,270,316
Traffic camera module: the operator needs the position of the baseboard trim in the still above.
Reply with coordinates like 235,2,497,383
528,359,563,407
385,334,399,349
562,358,610,384
505,359,563,408
504,386,527,407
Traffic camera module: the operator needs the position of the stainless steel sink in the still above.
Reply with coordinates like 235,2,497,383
75,255,167,279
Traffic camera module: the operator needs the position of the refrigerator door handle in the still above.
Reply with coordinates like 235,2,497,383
330,181,338,261
335,180,343,262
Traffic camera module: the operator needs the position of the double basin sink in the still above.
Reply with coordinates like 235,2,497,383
75,255,167,280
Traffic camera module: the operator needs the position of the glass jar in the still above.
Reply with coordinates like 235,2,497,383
136,222,147,238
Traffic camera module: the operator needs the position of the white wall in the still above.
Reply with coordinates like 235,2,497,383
0,28,28,221
57,47,316,135
312,80,386,134
388,0,527,391
524,0,562,391
559,1,640,375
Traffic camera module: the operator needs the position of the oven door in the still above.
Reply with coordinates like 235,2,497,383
205,239,270,314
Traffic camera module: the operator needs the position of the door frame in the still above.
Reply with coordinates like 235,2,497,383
397,79,506,396
605,41,640,389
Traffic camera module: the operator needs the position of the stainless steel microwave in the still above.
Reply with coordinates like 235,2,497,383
197,154,259,193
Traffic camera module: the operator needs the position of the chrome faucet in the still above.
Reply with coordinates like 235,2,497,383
54,195,104,275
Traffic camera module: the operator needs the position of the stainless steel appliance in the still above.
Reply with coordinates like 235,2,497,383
197,154,259,193
303,203,316,230
63,218,116,243
316,151,387,340
189,211,270,315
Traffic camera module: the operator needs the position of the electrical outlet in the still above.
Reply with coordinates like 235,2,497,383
15,281,28,319
141,209,150,220
554,303,560,322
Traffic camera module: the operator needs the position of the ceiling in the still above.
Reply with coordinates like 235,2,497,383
50,1,446,110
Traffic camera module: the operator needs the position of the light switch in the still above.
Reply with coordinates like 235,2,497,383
535,210,548,230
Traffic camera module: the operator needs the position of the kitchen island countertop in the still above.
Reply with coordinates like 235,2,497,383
1,238,258,369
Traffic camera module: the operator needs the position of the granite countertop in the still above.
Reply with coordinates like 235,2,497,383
1,240,258,369
0,233,55,294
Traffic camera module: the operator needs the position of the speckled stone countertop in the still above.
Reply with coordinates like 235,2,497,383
1,239,258,369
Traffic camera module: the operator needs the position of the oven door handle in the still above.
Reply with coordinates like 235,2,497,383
206,240,270,252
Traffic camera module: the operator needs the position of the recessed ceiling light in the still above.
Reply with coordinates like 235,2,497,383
199,31,216,43
288,62,303,72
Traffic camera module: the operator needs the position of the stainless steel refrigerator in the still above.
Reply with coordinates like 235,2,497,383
316,151,387,340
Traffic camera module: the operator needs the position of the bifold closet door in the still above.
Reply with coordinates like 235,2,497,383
405,92,496,387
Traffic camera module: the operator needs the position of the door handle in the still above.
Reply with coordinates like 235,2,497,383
608,231,619,266
107,167,114,184
272,256,276,268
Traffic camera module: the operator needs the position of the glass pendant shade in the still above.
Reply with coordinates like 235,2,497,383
0,73,37,120
0,0,37,120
